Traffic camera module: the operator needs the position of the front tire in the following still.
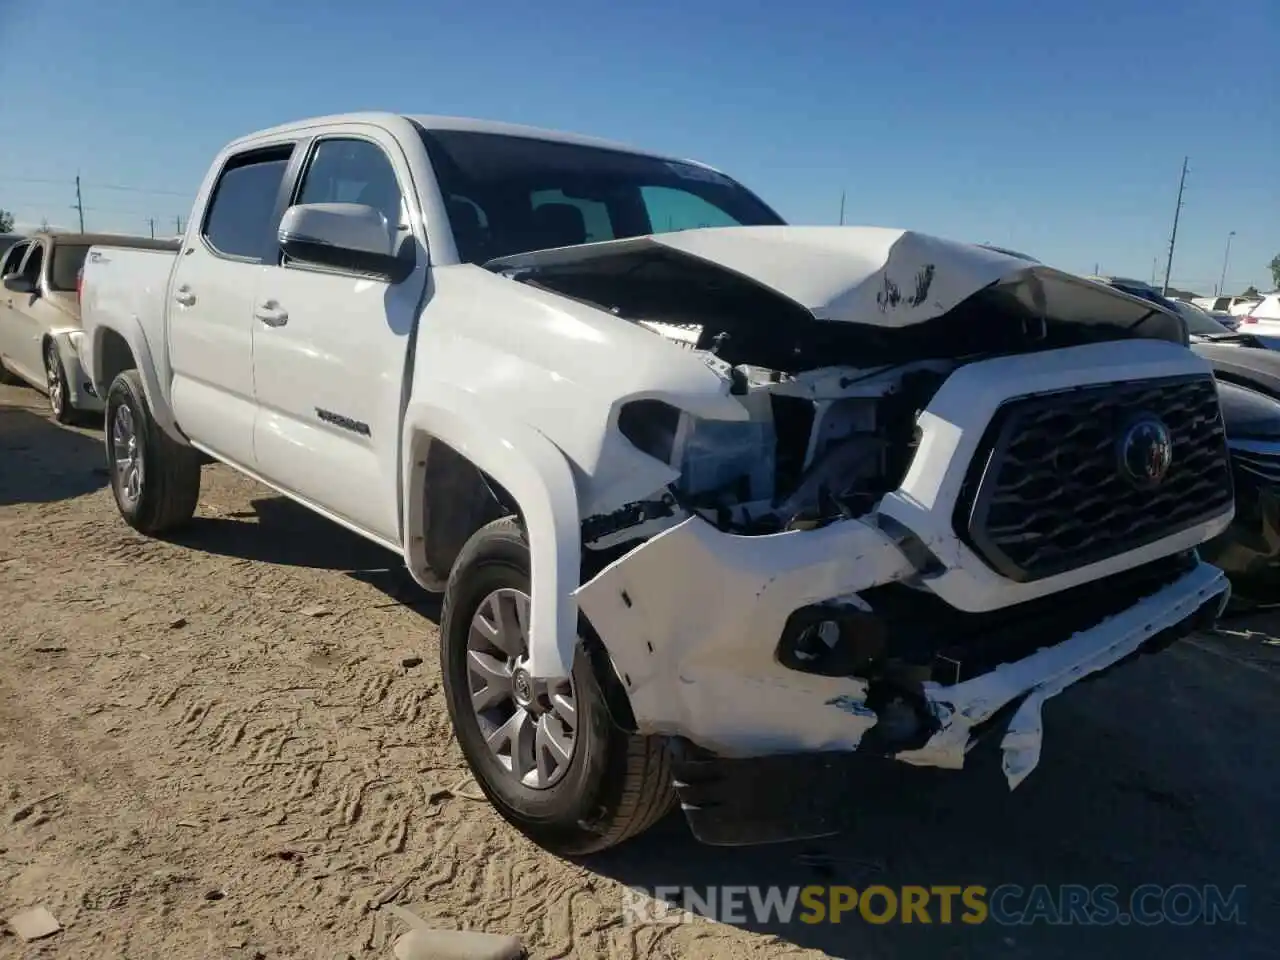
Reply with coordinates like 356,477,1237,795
105,369,202,534
439,517,675,854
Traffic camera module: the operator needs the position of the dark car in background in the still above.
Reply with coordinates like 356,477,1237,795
1200,380,1280,607
1088,276,1280,608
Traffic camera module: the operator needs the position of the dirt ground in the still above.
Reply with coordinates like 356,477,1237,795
1,381,1278,960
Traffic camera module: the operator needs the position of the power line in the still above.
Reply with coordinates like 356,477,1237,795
0,174,189,197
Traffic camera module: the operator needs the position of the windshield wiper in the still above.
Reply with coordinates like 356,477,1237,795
1193,332,1263,346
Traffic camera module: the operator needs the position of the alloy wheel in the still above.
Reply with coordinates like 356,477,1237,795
45,343,65,418
466,586,578,789
111,403,144,507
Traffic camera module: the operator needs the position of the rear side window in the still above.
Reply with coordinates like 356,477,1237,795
202,147,293,260
49,244,89,291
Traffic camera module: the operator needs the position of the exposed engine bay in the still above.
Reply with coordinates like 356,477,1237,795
611,358,951,538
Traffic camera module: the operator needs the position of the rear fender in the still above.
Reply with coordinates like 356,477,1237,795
402,385,582,679
87,314,183,442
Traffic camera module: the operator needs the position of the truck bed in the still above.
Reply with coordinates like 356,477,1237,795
80,244,179,401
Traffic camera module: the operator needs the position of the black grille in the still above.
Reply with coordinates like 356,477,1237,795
954,374,1232,582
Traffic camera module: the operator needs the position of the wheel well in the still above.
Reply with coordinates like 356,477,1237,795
98,329,135,389
417,437,639,730
419,439,516,579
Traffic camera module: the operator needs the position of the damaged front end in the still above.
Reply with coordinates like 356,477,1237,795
496,228,1234,844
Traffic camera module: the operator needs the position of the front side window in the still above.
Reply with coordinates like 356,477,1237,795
296,138,404,231
417,127,783,264
0,241,27,277
20,243,43,282
202,146,293,260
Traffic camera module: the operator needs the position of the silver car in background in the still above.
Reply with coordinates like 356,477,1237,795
0,231,178,422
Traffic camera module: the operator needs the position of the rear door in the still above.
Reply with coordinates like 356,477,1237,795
168,143,296,469
0,240,31,376
250,130,427,545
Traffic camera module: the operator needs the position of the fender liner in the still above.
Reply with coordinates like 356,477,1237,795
402,386,582,680
89,317,184,443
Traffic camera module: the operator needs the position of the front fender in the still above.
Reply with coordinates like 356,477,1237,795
402,385,582,680
87,315,182,442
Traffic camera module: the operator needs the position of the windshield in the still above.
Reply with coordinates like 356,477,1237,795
1172,300,1232,336
415,127,786,264
50,243,90,292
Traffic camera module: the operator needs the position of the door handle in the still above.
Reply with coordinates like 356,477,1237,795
174,286,196,307
254,301,289,327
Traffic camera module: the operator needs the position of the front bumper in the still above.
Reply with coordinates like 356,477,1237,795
669,561,1226,845
578,519,1229,844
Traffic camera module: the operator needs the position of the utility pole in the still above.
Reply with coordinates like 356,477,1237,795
1161,156,1188,296
838,190,845,226
147,217,156,238
74,174,85,233
175,215,183,235
1094,262,1100,276
1218,230,1236,297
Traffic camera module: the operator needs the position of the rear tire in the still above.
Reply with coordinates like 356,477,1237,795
44,339,76,425
439,517,676,854
105,369,201,534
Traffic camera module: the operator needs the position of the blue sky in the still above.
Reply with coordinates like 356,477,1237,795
1,0,1275,293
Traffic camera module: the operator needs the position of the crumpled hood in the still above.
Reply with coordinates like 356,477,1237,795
490,225,1162,330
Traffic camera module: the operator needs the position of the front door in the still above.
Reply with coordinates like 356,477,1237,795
7,241,48,379
0,240,32,378
168,143,296,469
250,132,428,545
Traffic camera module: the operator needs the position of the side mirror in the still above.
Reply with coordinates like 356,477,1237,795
2,273,35,295
278,203,413,283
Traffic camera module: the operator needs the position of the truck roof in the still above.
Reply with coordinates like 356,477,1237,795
229,111,700,167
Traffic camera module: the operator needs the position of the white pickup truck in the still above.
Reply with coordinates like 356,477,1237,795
82,112,1235,853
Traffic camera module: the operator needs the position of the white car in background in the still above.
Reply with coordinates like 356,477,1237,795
1193,295,1262,317
1238,293,1280,336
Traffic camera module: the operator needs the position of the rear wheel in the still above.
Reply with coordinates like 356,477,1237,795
439,517,676,854
43,339,75,424
105,369,202,534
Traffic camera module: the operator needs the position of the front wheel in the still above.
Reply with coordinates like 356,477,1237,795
105,369,202,535
439,517,676,854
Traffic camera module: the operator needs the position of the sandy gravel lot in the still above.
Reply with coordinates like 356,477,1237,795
1,381,1278,959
